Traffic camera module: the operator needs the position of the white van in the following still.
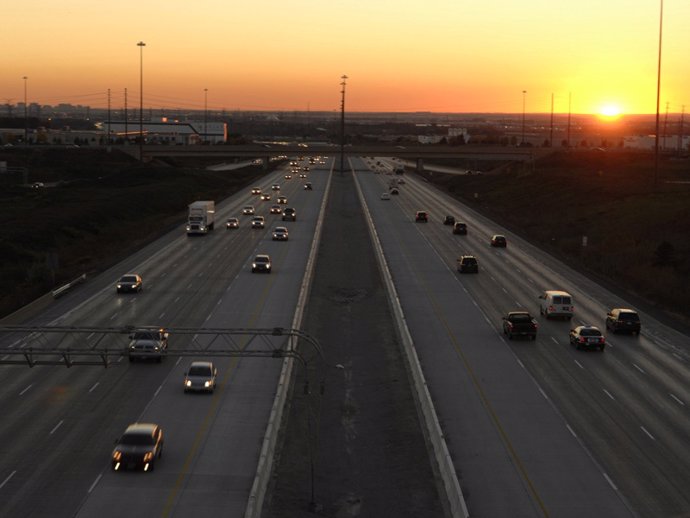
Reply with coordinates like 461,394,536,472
539,290,574,319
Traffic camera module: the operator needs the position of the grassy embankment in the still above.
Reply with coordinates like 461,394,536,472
0,148,269,318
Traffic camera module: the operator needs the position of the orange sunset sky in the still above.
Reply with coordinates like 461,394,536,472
1,0,688,115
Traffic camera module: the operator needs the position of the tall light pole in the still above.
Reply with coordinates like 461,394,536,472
22,76,28,145
521,90,527,146
204,88,208,144
339,75,347,175
137,41,146,161
654,0,663,187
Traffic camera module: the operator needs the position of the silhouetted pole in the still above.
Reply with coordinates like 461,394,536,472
204,88,208,144
567,92,572,148
124,88,128,142
22,76,28,146
340,75,347,175
521,90,527,146
679,105,685,155
654,0,663,188
550,93,554,147
107,88,111,146
137,41,146,162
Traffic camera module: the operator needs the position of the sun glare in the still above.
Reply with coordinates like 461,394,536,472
599,104,622,119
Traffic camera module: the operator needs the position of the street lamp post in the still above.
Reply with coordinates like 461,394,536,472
22,76,28,146
654,0,663,187
339,75,347,175
204,88,208,144
521,90,527,146
137,41,146,162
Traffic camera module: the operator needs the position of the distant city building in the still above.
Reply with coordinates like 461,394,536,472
623,135,690,151
100,118,227,144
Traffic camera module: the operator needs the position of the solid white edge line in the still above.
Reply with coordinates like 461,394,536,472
566,424,577,438
603,472,618,491
88,473,102,493
0,470,17,489
19,384,33,396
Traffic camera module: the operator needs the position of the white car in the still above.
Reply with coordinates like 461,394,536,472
272,226,289,241
242,205,255,215
380,192,391,200
183,361,218,393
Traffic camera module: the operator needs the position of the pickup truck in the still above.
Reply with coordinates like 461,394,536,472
128,328,169,362
502,311,538,340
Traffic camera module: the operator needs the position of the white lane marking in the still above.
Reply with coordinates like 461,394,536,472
672,353,684,361
187,283,193,289
669,393,685,406
501,287,508,295
472,300,479,308
88,382,99,393
88,473,102,493
117,356,123,363
633,363,646,374
159,312,166,319
87,332,95,340
49,420,64,435
516,359,525,369
161,272,167,277
8,339,20,348
566,424,577,438
640,426,656,440
489,275,497,282
174,296,180,303
550,337,559,345
109,313,118,320
538,387,549,400
483,315,492,325
154,385,162,398
514,300,521,306
175,357,182,366
603,389,615,400
0,470,16,489
204,315,211,322
515,268,522,274
527,277,535,284
461,286,469,294
574,360,584,369
19,384,33,396
216,299,223,306
603,472,618,491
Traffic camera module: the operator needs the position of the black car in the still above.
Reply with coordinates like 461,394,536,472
415,211,428,222
282,208,296,221
128,328,168,363
116,274,143,293
569,326,606,351
606,308,641,335
491,234,507,247
443,215,455,225
112,423,164,472
252,254,272,273
453,222,468,235
457,255,479,273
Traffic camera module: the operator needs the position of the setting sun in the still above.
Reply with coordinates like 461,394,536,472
599,104,622,118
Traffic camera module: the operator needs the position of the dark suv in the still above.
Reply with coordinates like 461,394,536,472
606,308,641,335
282,207,297,221
457,255,479,273
128,329,168,363
112,423,164,472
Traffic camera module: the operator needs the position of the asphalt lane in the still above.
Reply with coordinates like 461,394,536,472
0,162,328,517
263,162,443,517
356,163,634,517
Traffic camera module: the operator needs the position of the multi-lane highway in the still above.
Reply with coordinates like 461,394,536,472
1,155,688,517
355,156,690,517
0,161,330,517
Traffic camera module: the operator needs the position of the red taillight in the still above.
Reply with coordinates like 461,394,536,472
533,322,539,329
579,337,586,343
506,322,513,329
600,337,605,343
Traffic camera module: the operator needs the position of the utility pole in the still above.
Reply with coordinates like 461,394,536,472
23,76,28,146
678,105,685,155
521,90,527,146
662,101,669,151
654,0,663,188
107,88,111,146
340,75,348,175
204,88,208,144
124,88,128,143
550,93,554,148
137,41,146,162
567,92,572,148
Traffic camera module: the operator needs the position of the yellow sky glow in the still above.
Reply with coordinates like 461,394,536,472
1,0,688,114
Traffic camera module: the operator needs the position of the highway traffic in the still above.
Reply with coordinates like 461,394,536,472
1,155,688,517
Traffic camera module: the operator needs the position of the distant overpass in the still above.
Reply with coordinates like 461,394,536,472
121,144,551,168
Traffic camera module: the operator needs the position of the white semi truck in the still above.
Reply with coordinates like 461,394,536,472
186,200,215,235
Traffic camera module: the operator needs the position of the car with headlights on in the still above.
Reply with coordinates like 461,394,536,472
242,205,255,215
277,195,288,204
128,328,168,363
272,226,289,241
569,325,606,351
252,254,272,273
226,217,239,229
271,184,281,191
270,205,282,214
251,187,261,195
260,192,271,201
116,274,143,293
284,174,292,180
183,361,217,393
282,207,296,221
304,182,313,190
251,216,265,229
112,423,163,472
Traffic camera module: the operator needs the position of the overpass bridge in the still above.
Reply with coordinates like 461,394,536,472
121,144,552,171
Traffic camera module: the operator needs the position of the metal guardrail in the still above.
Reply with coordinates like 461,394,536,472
51,273,86,298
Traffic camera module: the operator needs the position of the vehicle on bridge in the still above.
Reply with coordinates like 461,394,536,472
128,328,168,362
